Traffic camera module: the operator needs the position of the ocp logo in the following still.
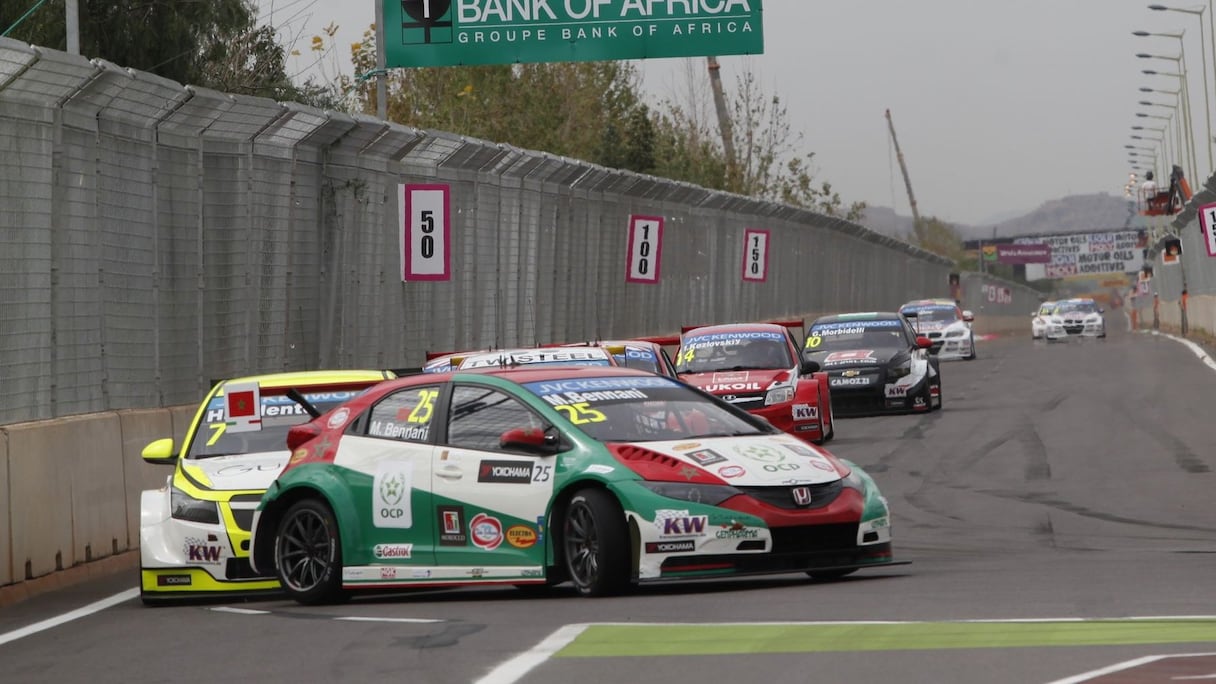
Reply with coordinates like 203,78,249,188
401,0,454,44
380,472,406,506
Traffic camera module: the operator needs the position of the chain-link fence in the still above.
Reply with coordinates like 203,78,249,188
3,40,1019,426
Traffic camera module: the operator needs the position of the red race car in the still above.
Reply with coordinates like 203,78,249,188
669,322,834,444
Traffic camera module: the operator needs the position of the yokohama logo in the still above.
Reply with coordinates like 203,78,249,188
477,460,533,483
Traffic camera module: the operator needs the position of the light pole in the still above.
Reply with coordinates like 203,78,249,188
1138,105,1185,175
1149,4,1215,176
1138,55,1196,180
1142,66,1199,181
1132,133,1169,171
1133,122,1173,167
1133,26,1211,175
1140,97,1184,166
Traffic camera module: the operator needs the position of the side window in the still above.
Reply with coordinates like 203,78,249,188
365,385,442,443
446,386,546,452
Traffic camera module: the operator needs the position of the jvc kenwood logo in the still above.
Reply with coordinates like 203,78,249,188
478,460,534,484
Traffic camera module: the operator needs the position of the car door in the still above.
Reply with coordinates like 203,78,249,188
431,382,558,572
335,384,440,572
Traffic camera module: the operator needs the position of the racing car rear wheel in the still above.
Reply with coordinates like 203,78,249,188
275,498,346,605
563,488,630,597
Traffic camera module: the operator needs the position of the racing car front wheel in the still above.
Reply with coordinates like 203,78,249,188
275,498,347,605
563,488,630,597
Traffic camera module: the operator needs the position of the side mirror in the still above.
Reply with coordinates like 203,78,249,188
142,438,177,465
799,359,821,374
962,310,974,322
915,336,934,349
500,427,560,455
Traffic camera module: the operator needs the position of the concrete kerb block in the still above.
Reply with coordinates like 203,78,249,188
8,414,139,580
0,428,10,586
68,415,127,566
119,409,176,553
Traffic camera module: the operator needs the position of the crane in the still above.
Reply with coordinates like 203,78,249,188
885,108,925,244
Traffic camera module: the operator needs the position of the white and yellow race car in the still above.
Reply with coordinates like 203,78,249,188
138,370,394,603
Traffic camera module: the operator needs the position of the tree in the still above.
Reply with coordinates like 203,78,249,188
650,61,866,221
0,0,323,103
344,29,655,173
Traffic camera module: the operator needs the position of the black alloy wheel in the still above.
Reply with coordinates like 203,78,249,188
563,489,630,597
274,499,346,605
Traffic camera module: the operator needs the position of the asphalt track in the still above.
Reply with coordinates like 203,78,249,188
2,318,1214,684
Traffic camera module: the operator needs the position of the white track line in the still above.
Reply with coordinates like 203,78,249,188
472,617,1216,684
1045,652,1216,684
0,587,138,647
474,623,590,684
334,616,443,624
1146,330,1216,372
209,607,271,615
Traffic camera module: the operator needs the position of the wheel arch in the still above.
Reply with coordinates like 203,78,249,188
546,478,640,581
253,472,361,575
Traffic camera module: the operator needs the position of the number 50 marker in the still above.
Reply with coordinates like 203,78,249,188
400,184,451,281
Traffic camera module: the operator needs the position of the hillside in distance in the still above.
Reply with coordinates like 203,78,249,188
859,192,1143,242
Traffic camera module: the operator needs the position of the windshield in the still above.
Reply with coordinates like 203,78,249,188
902,306,959,324
1054,301,1099,315
675,331,792,374
458,349,613,369
1038,304,1055,316
614,345,664,374
806,319,910,352
520,376,773,442
187,389,365,459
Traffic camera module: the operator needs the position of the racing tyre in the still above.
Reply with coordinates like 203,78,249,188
274,498,346,605
563,489,630,597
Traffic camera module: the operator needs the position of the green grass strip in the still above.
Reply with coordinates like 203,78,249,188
555,620,1216,658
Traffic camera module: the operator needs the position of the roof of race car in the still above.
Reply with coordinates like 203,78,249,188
811,312,902,325
217,369,395,393
682,322,787,337
385,365,660,387
900,299,957,310
454,347,616,368
1058,297,1097,304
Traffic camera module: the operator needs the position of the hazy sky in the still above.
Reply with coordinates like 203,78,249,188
257,1,1212,225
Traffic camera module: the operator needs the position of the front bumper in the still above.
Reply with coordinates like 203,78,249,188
140,489,278,601
828,377,930,415
932,336,972,360
1045,323,1105,339
749,401,824,443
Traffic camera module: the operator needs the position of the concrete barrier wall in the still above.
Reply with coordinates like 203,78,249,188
0,429,9,586
1,408,188,589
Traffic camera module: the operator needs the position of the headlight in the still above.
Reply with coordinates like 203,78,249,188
764,386,794,405
889,358,911,378
171,486,220,524
841,469,865,491
637,482,742,506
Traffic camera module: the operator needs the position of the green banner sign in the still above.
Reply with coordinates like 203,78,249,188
384,0,764,68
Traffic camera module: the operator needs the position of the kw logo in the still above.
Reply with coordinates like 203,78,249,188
662,516,707,536
187,545,222,563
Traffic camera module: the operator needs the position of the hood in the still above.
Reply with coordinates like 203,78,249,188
913,320,949,332
805,347,902,369
678,368,790,395
183,451,288,492
636,436,845,486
